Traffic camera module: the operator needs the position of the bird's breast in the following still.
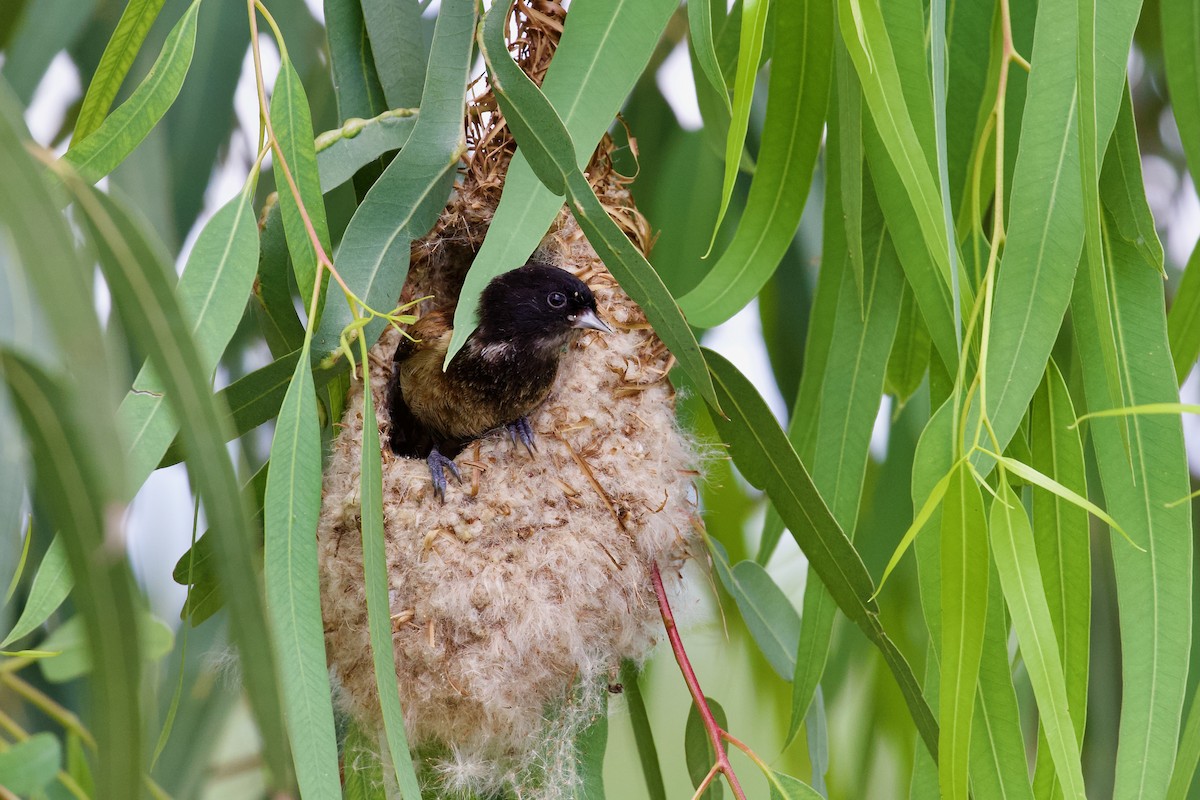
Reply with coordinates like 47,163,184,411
398,335,559,441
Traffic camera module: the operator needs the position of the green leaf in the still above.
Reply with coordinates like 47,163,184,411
838,0,958,362
619,660,667,800
989,481,1086,799
361,0,427,109
0,0,96,105
1029,361,1090,796
37,612,173,683
158,351,347,470
342,722,387,800
709,540,799,680
271,53,333,320
1099,87,1164,277
788,168,903,742
938,463,988,800
63,0,200,183
684,698,728,800
315,0,475,362
477,4,720,412
1,534,71,648
0,82,123,488
324,0,388,123
118,190,259,487
688,0,731,113
173,464,270,626
835,39,865,299
971,562,1036,800
886,284,931,405
264,346,341,796
1168,692,1200,800
252,198,306,359
703,350,939,758
977,449,1131,546
975,0,1132,469
1071,219,1192,800
358,357,422,799
1167,240,1200,385
929,0,961,343
704,0,769,256
64,179,289,782
678,0,832,327
315,108,419,191
447,0,677,364
0,352,142,800
574,698,608,800
65,731,94,797
0,733,61,795
1075,0,1144,472
73,0,167,142
767,771,823,800
1163,0,1200,185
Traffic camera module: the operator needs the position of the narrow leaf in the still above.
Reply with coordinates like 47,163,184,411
688,0,731,112
64,178,289,781
1072,223,1192,800
1029,361,1090,796
359,358,423,798
679,0,832,327
119,190,259,486
685,698,728,800
704,0,770,254
620,660,667,800
709,540,799,680
989,481,1086,799
1,534,71,647
271,53,333,320
264,347,341,796
63,0,200,183
316,0,475,362
704,350,939,758
73,0,167,142
937,463,988,800
1,352,142,799
0,733,61,795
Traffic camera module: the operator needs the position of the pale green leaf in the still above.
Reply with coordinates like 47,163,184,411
264,346,341,796
73,0,167,142
63,0,200,183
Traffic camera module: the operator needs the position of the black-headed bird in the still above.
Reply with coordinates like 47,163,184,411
387,262,612,498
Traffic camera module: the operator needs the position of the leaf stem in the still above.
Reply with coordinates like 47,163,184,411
651,563,748,800
0,672,95,750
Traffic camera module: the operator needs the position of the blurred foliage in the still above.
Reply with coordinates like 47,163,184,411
2,0,1200,798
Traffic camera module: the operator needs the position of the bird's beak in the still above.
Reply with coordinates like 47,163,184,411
572,308,613,333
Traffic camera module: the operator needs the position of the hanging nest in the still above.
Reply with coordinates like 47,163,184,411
317,3,703,796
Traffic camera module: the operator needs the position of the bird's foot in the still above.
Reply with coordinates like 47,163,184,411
506,416,537,456
427,448,462,501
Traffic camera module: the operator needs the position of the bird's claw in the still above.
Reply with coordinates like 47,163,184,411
507,416,537,456
427,449,462,501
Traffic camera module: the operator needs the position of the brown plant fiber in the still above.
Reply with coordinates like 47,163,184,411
316,3,701,795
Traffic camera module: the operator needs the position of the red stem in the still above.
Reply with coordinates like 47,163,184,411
651,562,747,800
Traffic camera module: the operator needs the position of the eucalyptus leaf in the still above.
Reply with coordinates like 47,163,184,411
63,0,200,183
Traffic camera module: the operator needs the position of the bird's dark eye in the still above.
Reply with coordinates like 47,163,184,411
548,291,567,309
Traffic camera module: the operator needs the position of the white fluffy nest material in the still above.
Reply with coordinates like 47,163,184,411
317,200,702,796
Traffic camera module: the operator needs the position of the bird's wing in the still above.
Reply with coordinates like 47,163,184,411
387,312,457,458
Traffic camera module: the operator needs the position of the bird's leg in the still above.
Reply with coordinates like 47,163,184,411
426,447,462,501
506,416,537,457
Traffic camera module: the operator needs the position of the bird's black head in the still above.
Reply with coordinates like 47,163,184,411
475,262,611,353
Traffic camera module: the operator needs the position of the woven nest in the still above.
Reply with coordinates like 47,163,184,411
317,3,702,796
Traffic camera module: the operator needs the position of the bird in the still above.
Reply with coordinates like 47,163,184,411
387,261,613,499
